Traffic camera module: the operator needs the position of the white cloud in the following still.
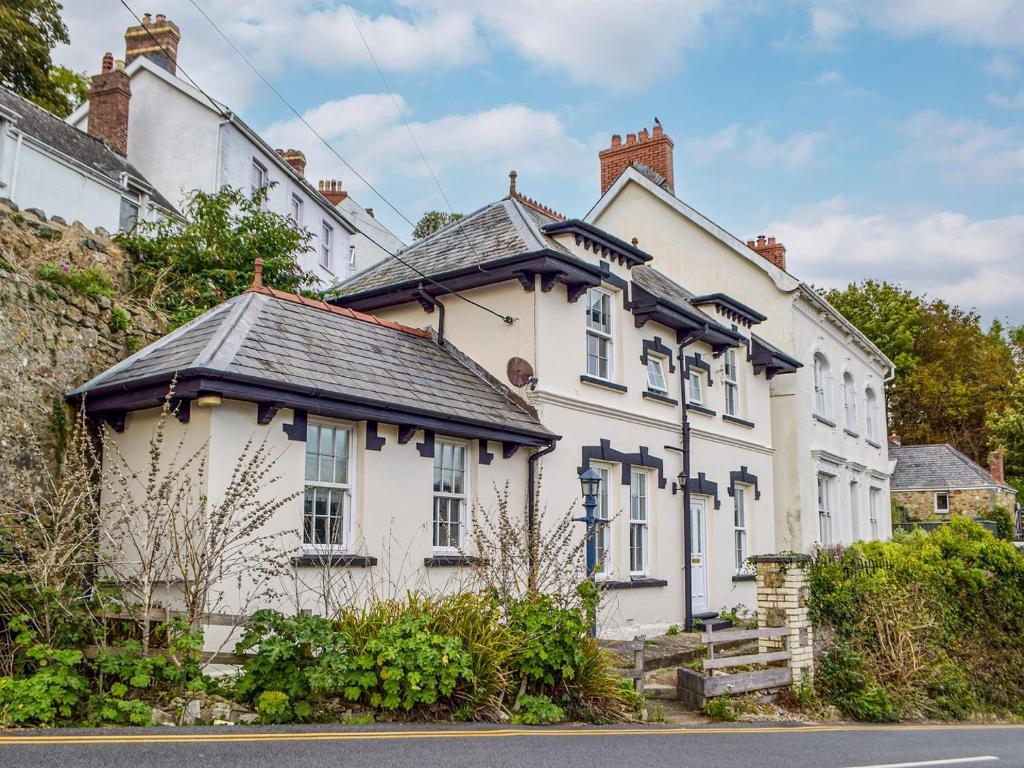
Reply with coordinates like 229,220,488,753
895,110,1024,181
988,90,1024,109
816,69,843,85
687,124,827,170
767,198,1024,321
985,54,1021,80
805,1,1024,51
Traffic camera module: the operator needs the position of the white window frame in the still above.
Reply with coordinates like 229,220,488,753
320,221,334,271
250,158,268,206
734,486,749,572
432,440,468,552
586,287,613,381
119,193,140,232
302,421,353,552
645,356,668,394
723,348,739,417
843,371,857,431
814,352,832,418
865,387,878,441
934,491,950,515
629,469,649,577
817,473,834,547
687,369,703,406
592,463,613,579
869,487,881,539
289,193,303,227
850,478,861,542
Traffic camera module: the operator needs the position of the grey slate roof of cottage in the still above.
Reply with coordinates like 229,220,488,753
0,86,177,215
334,197,569,297
70,287,553,441
890,443,1014,492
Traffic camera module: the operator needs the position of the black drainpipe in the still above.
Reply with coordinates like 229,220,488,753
678,326,708,631
527,439,558,591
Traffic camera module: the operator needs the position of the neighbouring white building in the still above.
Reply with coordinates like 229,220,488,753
0,82,175,232
587,125,894,554
68,13,401,286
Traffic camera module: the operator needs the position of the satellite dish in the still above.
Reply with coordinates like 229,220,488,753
506,357,535,388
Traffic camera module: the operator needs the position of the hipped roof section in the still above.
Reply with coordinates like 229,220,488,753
68,287,555,445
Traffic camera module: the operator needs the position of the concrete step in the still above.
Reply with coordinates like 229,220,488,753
643,682,677,700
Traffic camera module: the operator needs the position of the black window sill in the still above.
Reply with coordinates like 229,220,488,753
642,390,678,406
424,554,485,567
866,438,881,448
844,428,860,438
813,414,836,428
732,573,756,582
686,403,716,417
291,553,377,568
722,414,755,429
580,375,627,393
599,578,668,590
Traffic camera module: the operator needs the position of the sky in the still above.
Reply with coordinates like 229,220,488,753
56,1,1024,324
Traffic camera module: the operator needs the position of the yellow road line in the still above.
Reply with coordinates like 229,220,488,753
1,723,1022,746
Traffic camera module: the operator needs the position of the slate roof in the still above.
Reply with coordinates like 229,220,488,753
890,444,1014,492
0,86,177,215
335,197,569,297
70,287,553,442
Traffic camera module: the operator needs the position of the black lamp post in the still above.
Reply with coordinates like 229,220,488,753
574,467,603,636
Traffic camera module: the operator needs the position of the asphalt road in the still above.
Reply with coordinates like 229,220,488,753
1,722,1023,768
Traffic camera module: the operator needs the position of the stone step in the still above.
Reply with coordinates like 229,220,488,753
643,682,677,700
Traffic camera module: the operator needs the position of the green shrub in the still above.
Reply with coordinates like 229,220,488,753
0,618,88,726
810,519,1024,720
987,505,1015,541
256,691,293,724
109,305,131,332
702,697,738,722
511,694,564,725
35,261,114,298
665,624,680,636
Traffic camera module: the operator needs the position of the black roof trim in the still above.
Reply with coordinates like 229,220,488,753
331,249,604,311
630,282,743,351
541,219,653,267
67,369,557,447
690,292,767,326
750,334,802,379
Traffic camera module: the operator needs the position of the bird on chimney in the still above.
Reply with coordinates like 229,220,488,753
653,117,661,128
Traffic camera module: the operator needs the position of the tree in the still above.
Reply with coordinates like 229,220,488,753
824,281,923,378
0,1,83,118
412,210,462,241
46,65,89,117
118,186,314,327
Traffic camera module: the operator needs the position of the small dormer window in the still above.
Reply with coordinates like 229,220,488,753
646,357,668,394
586,288,613,380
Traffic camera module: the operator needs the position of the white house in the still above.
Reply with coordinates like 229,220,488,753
0,81,175,233
587,125,894,553
68,13,401,286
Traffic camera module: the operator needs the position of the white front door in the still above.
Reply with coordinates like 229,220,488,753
689,498,709,614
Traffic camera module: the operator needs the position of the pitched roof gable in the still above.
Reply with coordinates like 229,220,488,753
890,443,1015,492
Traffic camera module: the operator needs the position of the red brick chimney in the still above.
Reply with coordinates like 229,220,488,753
989,450,1006,485
598,122,674,194
277,149,306,176
318,179,348,205
125,12,181,75
88,53,131,156
747,235,787,271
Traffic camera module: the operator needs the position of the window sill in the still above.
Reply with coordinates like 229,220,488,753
600,578,668,590
722,414,755,429
866,437,881,448
642,390,678,406
291,553,377,568
580,375,627,393
423,554,485,567
731,573,756,582
844,428,860,438
687,403,716,417
813,413,836,428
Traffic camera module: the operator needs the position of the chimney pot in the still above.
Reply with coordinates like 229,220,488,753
750,233,787,271
125,13,181,74
276,148,306,177
318,179,348,205
88,53,132,156
599,122,675,195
